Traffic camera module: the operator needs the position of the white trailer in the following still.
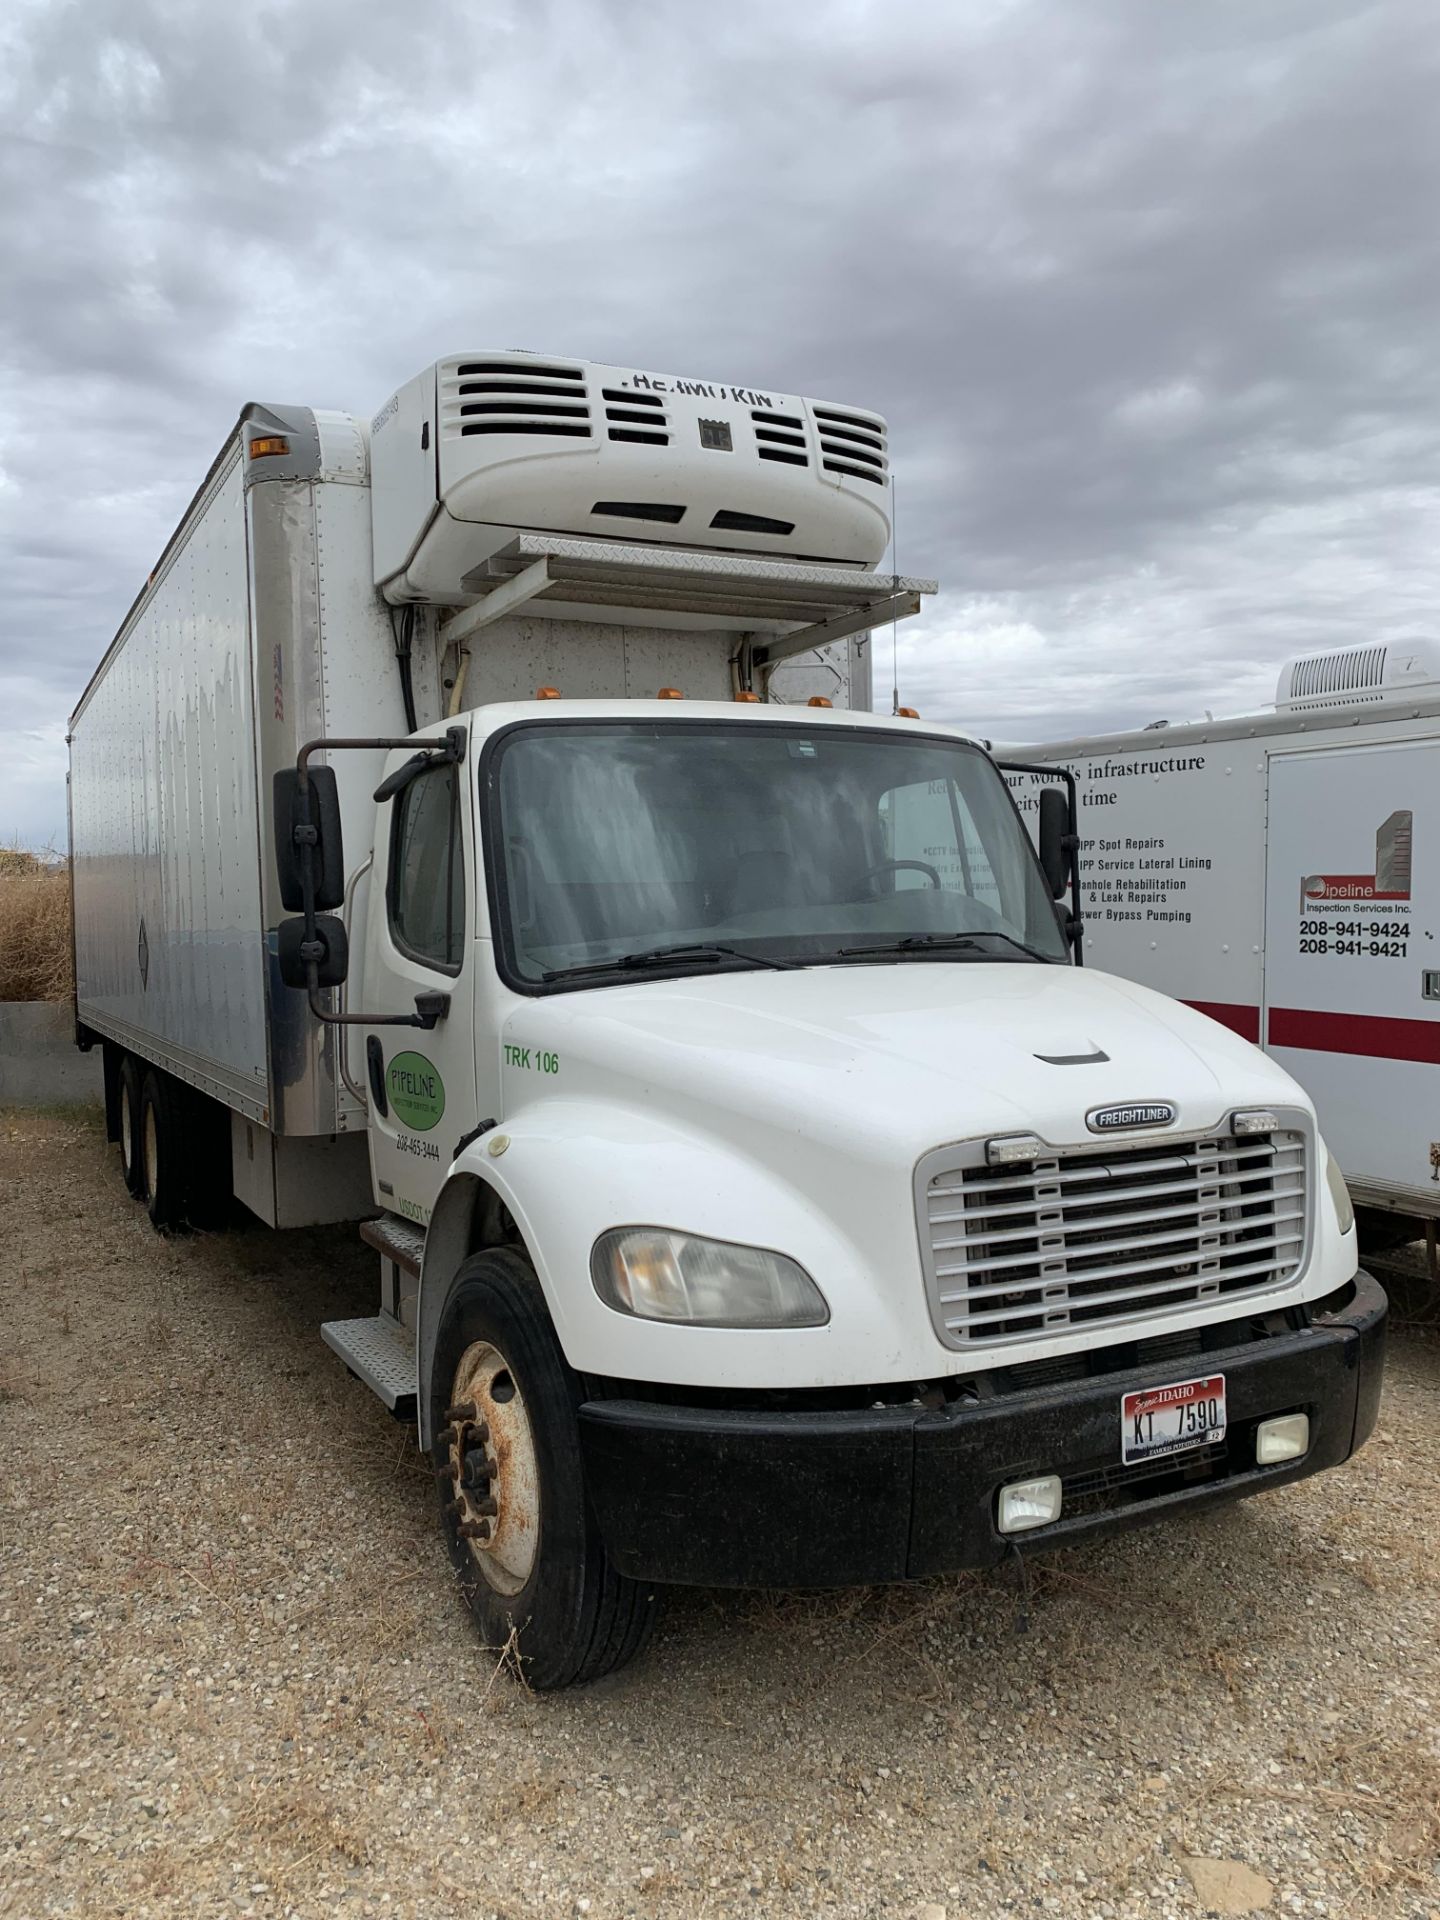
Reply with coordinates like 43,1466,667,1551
69,353,1383,1687
1006,640,1440,1256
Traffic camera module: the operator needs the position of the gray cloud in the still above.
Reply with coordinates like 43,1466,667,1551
3,0,1437,844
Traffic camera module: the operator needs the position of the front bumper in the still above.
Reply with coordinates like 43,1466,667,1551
578,1270,1387,1588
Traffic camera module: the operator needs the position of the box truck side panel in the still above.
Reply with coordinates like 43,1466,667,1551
1005,751,1267,1036
70,447,270,1115
1265,740,1440,1204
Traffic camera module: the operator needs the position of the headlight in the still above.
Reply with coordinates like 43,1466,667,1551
1324,1147,1355,1235
591,1228,829,1328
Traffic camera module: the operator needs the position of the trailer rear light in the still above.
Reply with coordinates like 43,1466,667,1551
248,435,290,458
535,686,561,699
986,1133,1044,1166
997,1475,1062,1534
657,686,684,699
1255,1412,1309,1464
807,696,833,708
1231,1109,1280,1136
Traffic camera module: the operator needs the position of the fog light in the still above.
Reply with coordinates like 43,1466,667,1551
997,1474,1063,1534
1255,1413,1310,1464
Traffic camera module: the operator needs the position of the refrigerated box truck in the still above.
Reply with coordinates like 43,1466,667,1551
1006,640,1440,1257
68,353,1384,1686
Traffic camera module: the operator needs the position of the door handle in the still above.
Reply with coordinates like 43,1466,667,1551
366,1036,388,1115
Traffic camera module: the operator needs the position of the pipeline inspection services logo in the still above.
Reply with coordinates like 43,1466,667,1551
1301,810,1412,906
386,1052,445,1132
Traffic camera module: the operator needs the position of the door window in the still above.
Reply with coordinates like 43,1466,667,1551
388,763,465,971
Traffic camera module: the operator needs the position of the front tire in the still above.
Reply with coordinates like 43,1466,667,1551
430,1247,658,1690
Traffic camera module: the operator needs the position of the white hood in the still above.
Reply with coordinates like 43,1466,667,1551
506,960,1305,1157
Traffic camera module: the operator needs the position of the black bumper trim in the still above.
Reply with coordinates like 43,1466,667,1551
578,1271,1387,1589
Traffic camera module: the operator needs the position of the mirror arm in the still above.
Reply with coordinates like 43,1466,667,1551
995,757,1086,965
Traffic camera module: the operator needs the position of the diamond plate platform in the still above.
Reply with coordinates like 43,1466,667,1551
321,1314,417,1411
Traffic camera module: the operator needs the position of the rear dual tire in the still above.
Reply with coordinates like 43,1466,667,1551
113,1053,231,1232
431,1247,659,1690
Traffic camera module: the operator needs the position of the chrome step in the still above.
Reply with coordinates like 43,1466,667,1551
359,1213,427,1278
321,1314,417,1411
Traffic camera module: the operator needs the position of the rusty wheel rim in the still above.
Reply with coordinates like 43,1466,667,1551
445,1341,539,1597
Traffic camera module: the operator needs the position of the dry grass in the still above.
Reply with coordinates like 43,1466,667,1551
0,846,72,1002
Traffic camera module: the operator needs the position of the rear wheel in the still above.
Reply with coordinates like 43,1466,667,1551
431,1247,659,1690
140,1070,191,1233
118,1055,146,1198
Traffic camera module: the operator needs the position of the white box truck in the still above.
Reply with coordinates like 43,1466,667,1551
1007,641,1440,1263
69,352,1383,1687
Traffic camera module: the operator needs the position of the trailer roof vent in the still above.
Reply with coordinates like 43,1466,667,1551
813,405,889,487
1276,639,1440,711
442,358,593,442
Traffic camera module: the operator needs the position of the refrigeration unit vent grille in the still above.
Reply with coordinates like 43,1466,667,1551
919,1130,1308,1348
753,407,810,469
814,406,888,486
1283,646,1388,708
443,361,594,441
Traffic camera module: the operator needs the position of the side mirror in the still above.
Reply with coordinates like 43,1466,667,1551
278,913,349,989
1037,787,1071,900
273,766,345,911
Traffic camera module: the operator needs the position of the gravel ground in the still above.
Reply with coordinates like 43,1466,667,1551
2,1106,1437,1920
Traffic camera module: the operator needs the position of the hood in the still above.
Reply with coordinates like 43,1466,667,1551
502,960,1305,1159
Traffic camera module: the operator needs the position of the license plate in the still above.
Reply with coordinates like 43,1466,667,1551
1121,1373,1227,1466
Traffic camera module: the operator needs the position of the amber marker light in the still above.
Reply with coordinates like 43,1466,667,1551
535,686,562,699
807,696,833,708
248,435,289,458
657,686,684,699
734,691,761,703
897,706,920,719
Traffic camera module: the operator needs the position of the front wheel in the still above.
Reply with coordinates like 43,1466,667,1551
430,1247,658,1689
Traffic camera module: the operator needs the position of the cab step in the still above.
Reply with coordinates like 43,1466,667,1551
321,1313,417,1412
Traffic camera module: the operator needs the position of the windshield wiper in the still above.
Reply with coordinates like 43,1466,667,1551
834,931,1055,963
541,942,801,984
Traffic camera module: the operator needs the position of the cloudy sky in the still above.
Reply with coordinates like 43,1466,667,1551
2,0,1437,848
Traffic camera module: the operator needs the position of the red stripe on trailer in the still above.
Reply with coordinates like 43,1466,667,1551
1268,1007,1440,1064
1183,1000,1261,1042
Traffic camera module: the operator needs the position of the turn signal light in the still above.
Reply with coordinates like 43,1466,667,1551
807,696,833,708
535,686,561,700
657,686,684,699
248,435,289,458
735,690,761,703
897,706,920,719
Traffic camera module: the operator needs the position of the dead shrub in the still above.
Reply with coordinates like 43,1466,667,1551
0,847,73,1002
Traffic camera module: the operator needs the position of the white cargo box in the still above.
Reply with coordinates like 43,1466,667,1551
1006,641,1440,1217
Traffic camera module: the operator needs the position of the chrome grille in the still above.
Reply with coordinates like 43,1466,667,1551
919,1130,1308,1348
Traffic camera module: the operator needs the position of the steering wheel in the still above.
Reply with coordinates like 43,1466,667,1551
857,858,942,892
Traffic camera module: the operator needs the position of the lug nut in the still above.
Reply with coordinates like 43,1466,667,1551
444,1401,478,1423
467,1495,499,1518
435,1459,459,1483
437,1424,459,1447
457,1518,492,1542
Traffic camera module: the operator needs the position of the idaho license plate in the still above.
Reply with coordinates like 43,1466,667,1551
1121,1373,1227,1466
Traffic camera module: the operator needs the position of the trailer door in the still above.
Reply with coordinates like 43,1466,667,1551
1263,739,1440,1204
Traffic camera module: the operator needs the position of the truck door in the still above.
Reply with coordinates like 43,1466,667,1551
1263,739,1440,1204
363,748,480,1227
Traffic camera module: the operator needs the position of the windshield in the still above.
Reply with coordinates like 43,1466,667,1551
487,720,1070,987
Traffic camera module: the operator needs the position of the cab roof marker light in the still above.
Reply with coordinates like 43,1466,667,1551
248,435,289,458
986,1133,1044,1166
735,690,761,703
897,706,920,719
807,696,833,708
1232,1109,1280,1136
535,685,561,699
657,686,684,699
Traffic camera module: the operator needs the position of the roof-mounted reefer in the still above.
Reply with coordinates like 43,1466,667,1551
370,352,893,605
1275,639,1440,712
